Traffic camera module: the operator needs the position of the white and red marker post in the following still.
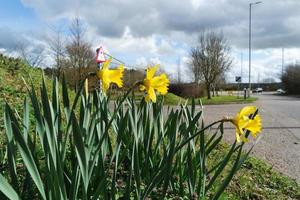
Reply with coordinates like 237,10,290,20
96,46,106,90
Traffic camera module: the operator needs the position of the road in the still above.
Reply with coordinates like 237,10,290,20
201,92,300,182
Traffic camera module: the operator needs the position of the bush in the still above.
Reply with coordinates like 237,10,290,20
169,83,206,98
281,64,300,94
0,54,26,75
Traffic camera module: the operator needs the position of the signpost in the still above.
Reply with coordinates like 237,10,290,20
235,76,242,98
235,76,241,83
96,46,106,90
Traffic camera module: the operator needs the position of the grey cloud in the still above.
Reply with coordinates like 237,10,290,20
20,0,300,49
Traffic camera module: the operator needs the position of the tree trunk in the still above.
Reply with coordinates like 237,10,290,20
206,84,211,99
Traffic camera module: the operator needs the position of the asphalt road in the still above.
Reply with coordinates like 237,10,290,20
201,92,300,182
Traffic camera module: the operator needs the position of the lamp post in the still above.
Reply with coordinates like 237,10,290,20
248,1,262,97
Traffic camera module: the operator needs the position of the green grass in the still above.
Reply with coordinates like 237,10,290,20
199,95,257,105
209,143,300,199
0,60,38,135
161,93,257,105
228,157,300,199
0,55,74,136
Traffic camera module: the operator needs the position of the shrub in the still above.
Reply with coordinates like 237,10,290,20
169,83,206,98
281,64,300,94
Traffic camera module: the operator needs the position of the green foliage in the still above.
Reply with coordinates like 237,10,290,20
0,76,256,199
281,63,300,94
0,55,41,147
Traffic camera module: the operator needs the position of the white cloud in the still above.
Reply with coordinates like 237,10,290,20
19,0,300,48
1,0,300,83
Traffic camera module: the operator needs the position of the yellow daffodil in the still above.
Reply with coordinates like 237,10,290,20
97,58,124,93
230,106,262,143
140,65,169,102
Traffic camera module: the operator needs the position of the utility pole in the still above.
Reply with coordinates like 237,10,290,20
248,1,262,97
241,52,243,82
177,57,181,83
282,48,284,78
240,52,243,98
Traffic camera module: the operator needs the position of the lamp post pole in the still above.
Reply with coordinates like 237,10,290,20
248,1,262,97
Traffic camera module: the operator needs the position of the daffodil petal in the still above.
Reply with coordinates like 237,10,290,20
147,87,156,103
151,73,169,95
239,106,257,119
108,65,124,88
146,64,159,79
245,115,262,137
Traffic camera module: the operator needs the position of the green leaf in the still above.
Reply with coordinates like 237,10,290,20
4,104,19,193
9,120,46,199
71,111,88,191
0,174,20,200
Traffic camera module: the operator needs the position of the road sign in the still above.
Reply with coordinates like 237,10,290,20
235,76,241,82
96,46,106,63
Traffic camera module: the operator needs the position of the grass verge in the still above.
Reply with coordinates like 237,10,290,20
210,142,300,200
199,95,257,105
161,93,257,105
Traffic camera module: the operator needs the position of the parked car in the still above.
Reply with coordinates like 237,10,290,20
252,88,263,93
276,88,286,94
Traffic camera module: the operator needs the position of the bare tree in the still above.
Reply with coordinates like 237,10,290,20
48,26,65,79
17,42,45,68
190,31,232,99
66,18,95,89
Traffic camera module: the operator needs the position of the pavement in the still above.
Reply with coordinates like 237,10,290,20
200,92,300,183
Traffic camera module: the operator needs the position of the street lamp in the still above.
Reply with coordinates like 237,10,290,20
248,1,262,97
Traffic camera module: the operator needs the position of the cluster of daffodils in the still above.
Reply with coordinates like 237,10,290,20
93,58,262,143
95,58,169,103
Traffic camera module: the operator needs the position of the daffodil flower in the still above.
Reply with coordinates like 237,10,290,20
230,106,262,143
97,58,124,93
139,65,169,102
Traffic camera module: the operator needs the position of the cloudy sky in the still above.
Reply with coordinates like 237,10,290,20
1,0,300,82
